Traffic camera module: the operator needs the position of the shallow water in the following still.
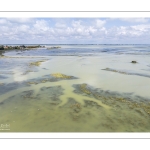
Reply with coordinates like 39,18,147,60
0,45,150,132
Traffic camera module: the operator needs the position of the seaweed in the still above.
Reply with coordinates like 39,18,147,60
84,100,102,109
51,73,74,79
29,61,45,66
73,83,150,116
79,83,91,95
102,68,150,78
21,90,35,99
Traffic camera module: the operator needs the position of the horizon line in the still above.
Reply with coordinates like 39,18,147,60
0,43,150,46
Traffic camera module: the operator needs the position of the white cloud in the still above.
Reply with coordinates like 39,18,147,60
72,20,82,28
33,20,49,31
6,18,34,24
120,18,149,23
0,19,8,24
88,26,97,33
1,18,150,44
18,25,30,32
131,24,150,31
55,23,66,28
0,26,9,32
95,19,106,28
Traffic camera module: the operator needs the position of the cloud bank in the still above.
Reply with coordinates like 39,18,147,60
0,18,150,44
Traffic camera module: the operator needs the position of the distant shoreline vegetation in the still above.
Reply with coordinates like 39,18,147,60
0,45,45,50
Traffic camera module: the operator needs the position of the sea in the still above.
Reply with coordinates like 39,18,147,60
0,44,150,132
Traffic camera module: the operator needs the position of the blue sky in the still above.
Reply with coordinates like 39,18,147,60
0,18,150,44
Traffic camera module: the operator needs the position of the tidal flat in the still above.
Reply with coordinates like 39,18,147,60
0,45,150,132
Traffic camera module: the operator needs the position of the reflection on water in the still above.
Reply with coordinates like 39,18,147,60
0,45,150,132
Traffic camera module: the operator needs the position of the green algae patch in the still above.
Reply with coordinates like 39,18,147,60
29,61,45,66
22,70,36,75
73,83,150,117
102,68,128,75
26,74,78,86
1,82,150,131
27,82,38,85
60,98,82,121
102,68,150,78
84,100,102,109
51,73,76,79
23,73,78,87
80,83,91,95
51,73,72,79
21,90,35,99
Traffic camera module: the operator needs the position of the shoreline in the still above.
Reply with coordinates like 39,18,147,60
0,45,46,52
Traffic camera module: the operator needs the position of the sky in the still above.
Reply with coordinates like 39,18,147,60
1,18,150,44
